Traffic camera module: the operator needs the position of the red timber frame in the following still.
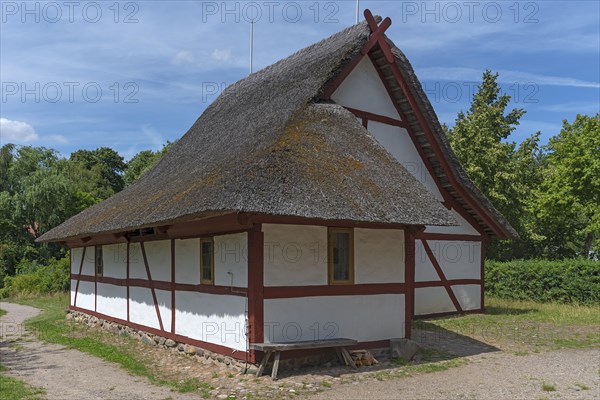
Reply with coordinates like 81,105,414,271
68,212,419,363
321,9,488,317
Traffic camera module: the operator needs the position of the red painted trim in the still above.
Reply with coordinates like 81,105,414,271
360,16,391,57
364,10,395,63
171,239,176,334
362,118,368,129
414,279,480,288
126,242,130,322
264,283,405,299
414,308,483,319
73,247,86,307
344,107,408,128
71,273,247,296
421,240,463,313
416,233,484,242
247,224,264,364
140,242,165,332
69,306,248,361
94,256,97,312
404,229,416,338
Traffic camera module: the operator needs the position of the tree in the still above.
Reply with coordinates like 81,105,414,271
530,114,600,258
70,147,126,192
445,70,540,259
124,141,176,186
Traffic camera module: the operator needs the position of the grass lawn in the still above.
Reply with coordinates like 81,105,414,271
414,297,600,352
10,294,212,397
0,365,46,400
0,308,7,317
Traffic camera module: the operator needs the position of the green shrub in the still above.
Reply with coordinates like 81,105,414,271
486,259,600,305
1,253,70,298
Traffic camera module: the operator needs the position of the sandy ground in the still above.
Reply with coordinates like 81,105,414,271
313,348,600,400
0,301,198,400
1,301,599,400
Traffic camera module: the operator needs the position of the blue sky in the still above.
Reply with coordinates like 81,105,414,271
1,0,598,160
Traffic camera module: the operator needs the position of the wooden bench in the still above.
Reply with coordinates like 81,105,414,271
250,338,358,380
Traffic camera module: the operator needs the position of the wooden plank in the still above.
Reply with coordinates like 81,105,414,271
250,338,357,352
256,350,272,377
340,348,358,370
271,351,281,380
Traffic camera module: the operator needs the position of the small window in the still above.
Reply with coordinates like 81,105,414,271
200,238,214,284
328,228,354,284
95,246,103,276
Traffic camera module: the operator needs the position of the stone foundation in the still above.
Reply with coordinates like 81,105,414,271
66,310,390,373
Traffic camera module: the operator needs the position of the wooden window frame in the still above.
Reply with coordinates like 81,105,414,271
95,245,103,277
200,237,215,285
327,228,354,285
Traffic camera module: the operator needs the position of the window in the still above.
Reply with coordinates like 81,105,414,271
328,228,354,284
95,246,103,276
200,238,214,284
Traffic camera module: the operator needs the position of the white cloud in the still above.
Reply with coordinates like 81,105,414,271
172,50,195,66
0,118,39,143
48,134,69,144
211,48,231,62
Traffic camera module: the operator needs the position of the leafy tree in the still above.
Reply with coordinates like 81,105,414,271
530,114,599,258
70,147,126,192
124,141,176,186
446,70,540,259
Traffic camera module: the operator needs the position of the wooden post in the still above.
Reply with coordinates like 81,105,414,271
404,228,416,339
171,239,176,334
247,223,264,364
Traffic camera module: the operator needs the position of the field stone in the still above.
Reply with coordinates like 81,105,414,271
141,334,154,346
390,338,420,361
165,339,176,347
185,345,197,355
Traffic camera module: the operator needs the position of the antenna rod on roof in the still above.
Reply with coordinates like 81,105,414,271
249,19,254,74
355,0,360,24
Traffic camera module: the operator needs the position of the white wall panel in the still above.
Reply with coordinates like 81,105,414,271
414,287,456,315
143,240,171,282
96,283,127,320
426,240,481,280
175,238,200,284
175,292,247,351
129,287,161,329
415,240,440,282
452,284,481,311
354,228,405,284
264,294,404,343
215,233,248,288
332,57,401,119
74,281,95,311
425,209,481,235
263,224,328,287
102,243,127,279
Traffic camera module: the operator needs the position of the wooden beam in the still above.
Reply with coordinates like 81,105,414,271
247,223,264,364
421,240,463,313
171,239,176,334
73,247,87,307
140,242,165,331
404,228,416,338
344,106,408,128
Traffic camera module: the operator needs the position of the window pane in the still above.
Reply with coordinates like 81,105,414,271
333,232,350,281
201,241,213,282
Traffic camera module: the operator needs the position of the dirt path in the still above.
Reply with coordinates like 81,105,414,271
0,302,199,400
313,347,600,399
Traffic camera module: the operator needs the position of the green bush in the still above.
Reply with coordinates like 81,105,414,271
1,253,70,298
486,259,600,305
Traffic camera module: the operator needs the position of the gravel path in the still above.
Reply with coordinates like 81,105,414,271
0,302,198,400
313,347,600,399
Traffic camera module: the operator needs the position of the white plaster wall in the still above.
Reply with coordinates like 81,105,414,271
354,228,405,284
426,240,481,280
175,292,247,351
143,240,172,282
414,287,456,315
129,243,145,280
452,284,481,311
425,209,481,235
69,279,76,306
368,122,444,200
102,243,127,279
215,233,248,288
331,57,401,119
96,283,127,320
263,224,328,287
415,240,440,282
71,248,82,274
175,238,200,284
130,287,161,329
264,295,404,343
74,281,95,311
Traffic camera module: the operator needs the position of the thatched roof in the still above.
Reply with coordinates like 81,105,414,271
39,19,514,243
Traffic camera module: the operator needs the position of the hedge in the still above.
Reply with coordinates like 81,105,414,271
485,259,600,305
0,255,70,298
